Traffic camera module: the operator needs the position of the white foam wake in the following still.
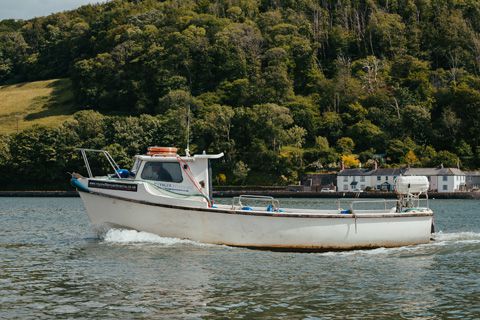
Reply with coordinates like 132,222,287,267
102,228,208,246
318,231,480,257
433,231,480,242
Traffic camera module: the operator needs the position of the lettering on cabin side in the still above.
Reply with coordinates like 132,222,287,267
88,180,138,192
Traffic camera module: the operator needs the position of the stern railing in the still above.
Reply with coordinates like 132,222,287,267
232,195,280,211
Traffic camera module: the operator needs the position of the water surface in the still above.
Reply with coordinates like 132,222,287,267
0,197,479,319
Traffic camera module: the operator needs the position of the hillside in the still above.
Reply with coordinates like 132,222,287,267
1,0,480,188
0,79,76,134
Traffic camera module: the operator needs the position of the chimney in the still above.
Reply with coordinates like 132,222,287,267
374,160,378,170
440,163,444,169
341,161,345,171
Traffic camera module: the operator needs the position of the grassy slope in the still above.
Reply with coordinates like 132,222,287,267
0,79,77,135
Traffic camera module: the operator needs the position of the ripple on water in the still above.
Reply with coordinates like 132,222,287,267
0,198,479,319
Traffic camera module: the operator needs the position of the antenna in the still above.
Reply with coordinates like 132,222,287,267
185,104,191,157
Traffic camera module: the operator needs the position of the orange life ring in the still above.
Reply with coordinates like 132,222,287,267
147,146,178,156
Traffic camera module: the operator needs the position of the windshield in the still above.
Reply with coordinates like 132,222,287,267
140,161,183,183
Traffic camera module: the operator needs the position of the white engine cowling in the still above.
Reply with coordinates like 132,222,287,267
395,176,429,194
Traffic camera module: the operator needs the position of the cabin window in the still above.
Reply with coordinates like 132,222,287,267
130,158,142,177
141,162,183,183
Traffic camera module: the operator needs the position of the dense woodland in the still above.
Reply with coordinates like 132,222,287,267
1,0,480,188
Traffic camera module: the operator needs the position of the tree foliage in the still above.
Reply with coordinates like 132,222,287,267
1,0,480,187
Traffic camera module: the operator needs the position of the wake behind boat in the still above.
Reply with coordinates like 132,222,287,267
71,147,434,251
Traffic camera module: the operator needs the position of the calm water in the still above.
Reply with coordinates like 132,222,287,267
0,197,479,319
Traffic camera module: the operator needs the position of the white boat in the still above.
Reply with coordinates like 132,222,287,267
71,147,434,251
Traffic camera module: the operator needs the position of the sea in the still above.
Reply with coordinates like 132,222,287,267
0,197,479,319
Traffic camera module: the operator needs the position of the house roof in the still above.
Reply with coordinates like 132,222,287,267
337,169,371,176
370,168,403,176
337,167,466,177
404,168,465,176
464,171,480,176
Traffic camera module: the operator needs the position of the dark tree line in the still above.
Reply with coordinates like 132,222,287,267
1,0,480,187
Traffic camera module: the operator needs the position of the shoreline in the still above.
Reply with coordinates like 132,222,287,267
1,190,479,199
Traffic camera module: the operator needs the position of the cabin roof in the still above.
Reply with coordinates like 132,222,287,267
136,153,223,162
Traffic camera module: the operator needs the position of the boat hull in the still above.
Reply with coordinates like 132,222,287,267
79,192,433,250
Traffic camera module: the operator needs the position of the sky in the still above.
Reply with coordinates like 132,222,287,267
0,0,109,20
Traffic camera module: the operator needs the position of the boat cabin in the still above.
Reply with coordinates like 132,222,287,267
129,147,223,199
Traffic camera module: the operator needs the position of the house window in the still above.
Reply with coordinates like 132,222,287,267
360,176,365,182
385,176,388,181
442,185,448,191
377,176,381,181
376,185,381,190
343,185,348,191
141,162,183,183
443,176,448,181
343,176,348,182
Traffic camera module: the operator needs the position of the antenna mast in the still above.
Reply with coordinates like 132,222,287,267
185,104,191,157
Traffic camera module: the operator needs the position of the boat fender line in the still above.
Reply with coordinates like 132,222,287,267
176,155,211,207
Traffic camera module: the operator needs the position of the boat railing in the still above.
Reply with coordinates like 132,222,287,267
232,195,280,211
349,199,396,213
76,148,121,179
337,197,430,214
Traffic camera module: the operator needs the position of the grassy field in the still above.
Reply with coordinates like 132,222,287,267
0,79,78,135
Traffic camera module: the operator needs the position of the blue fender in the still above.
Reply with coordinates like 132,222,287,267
70,177,90,193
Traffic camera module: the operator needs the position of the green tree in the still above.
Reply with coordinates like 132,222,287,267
431,150,460,168
347,120,384,152
233,160,250,185
336,137,355,154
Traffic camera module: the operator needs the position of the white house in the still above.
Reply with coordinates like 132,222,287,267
336,169,370,191
369,168,402,191
403,168,466,192
336,166,466,192
465,171,480,191
337,168,402,191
